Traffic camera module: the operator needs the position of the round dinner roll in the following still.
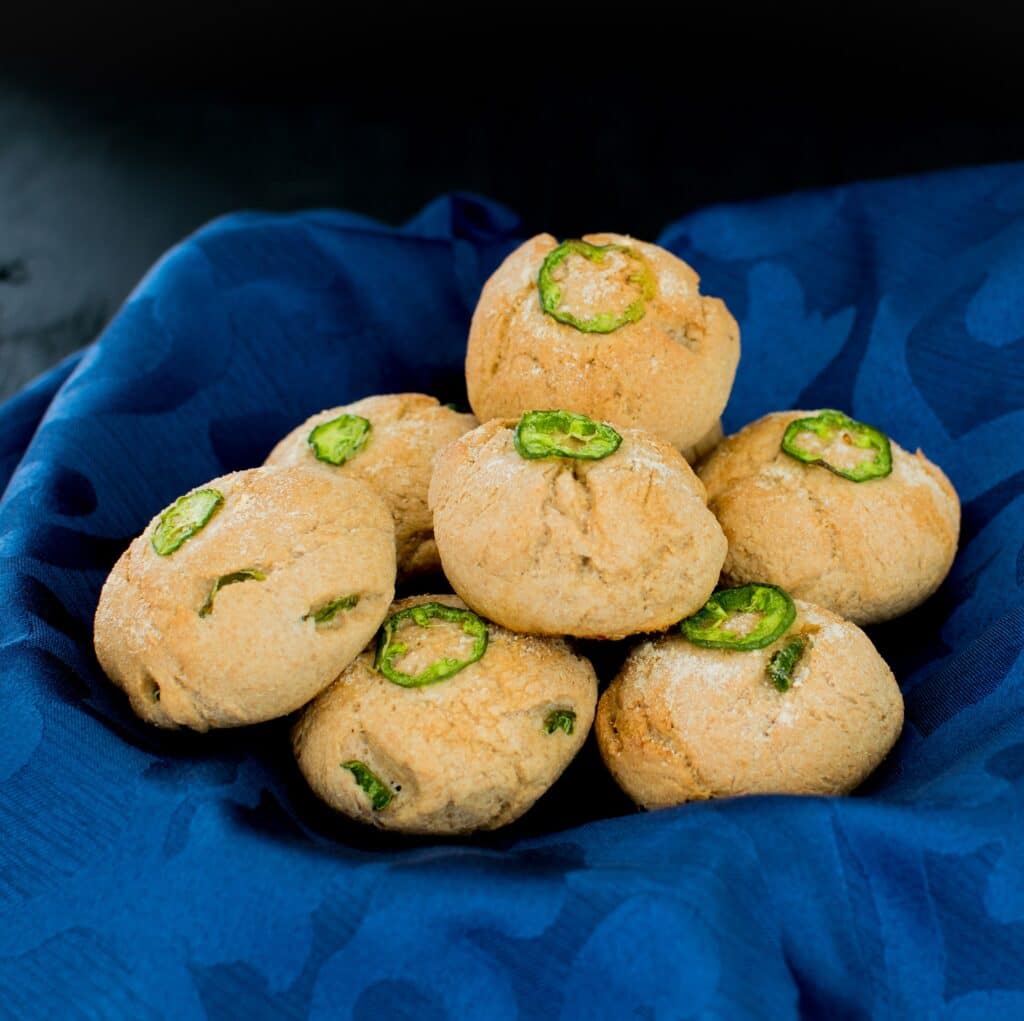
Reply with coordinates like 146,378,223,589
696,409,960,624
465,233,740,456
292,594,597,834
596,589,904,808
428,411,728,639
265,393,477,576
94,466,396,731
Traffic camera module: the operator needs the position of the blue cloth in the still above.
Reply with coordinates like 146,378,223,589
2,169,1023,1020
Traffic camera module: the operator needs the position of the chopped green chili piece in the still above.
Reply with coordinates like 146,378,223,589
341,761,393,810
767,635,808,693
781,409,892,482
680,584,796,651
151,488,223,556
544,709,576,735
538,239,656,333
199,569,266,618
514,409,622,461
374,601,488,687
307,413,371,466
304,594,360,627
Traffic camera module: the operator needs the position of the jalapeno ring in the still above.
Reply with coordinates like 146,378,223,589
544,709,576,735
341,761,393,810
374,602,489,687
781,409,892,482
151,488,223,556
198,569,266,618
305,594,360,627
538,239,655,333
766,635,808,692
514,409,622,461
680,584,796,651
308,413,371,466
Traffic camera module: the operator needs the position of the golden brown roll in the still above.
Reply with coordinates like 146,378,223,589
94,466,396,730
265,393,477,577
292,595,597,834
597,594,904,808
465,233,739,456
697,409,960,624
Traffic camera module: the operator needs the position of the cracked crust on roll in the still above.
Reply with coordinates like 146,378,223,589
94,466,397,731
696,410,961,625
596,600,904,808
265,393,477,577
428,418,727,639
465,233,740,458
292,595,597,835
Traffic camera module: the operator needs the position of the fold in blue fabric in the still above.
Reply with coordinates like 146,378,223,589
2,170,1023,1020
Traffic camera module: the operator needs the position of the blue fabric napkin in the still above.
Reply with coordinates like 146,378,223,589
2,169,1023,1020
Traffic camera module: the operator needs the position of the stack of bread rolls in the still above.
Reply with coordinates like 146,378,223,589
95,232,959,834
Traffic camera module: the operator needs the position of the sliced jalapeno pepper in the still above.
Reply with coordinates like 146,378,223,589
305,594,360,627
781,409,892,482
199,569,265,618
538,239,655,333
680,584,796,651
766,635,808,692
514,410,622,461
307,413,371,466
341,761,393,810
152,488,223,556
374,602,488,687
544,709,576,735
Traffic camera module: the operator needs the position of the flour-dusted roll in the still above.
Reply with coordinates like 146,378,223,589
697,409,961,624
94,466,396,731
428,411,728,639
265,393,477,577
465,233,740,456
292,595,597,835
596,586,904,808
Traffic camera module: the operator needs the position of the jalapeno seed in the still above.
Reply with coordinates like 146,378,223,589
514,409,622,461
151,488,223,556
374,601,488,687
538,239,655,333
680,584,796,651
781,409,892,482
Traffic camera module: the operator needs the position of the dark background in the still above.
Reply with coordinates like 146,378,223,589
2,3,1023,399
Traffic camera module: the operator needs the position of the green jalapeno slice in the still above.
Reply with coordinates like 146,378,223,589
538,239,655,333
199,569,266,618
544,709,576,735
514,410,622,461
781,409,892,482
766,635,808,692
374,602,488,687
305,594,360,627
341,761,393,810
680,584,796,651
307,413,371,466
151,488,223,556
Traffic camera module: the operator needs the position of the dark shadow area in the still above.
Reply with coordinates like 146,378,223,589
3,3,1024,395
